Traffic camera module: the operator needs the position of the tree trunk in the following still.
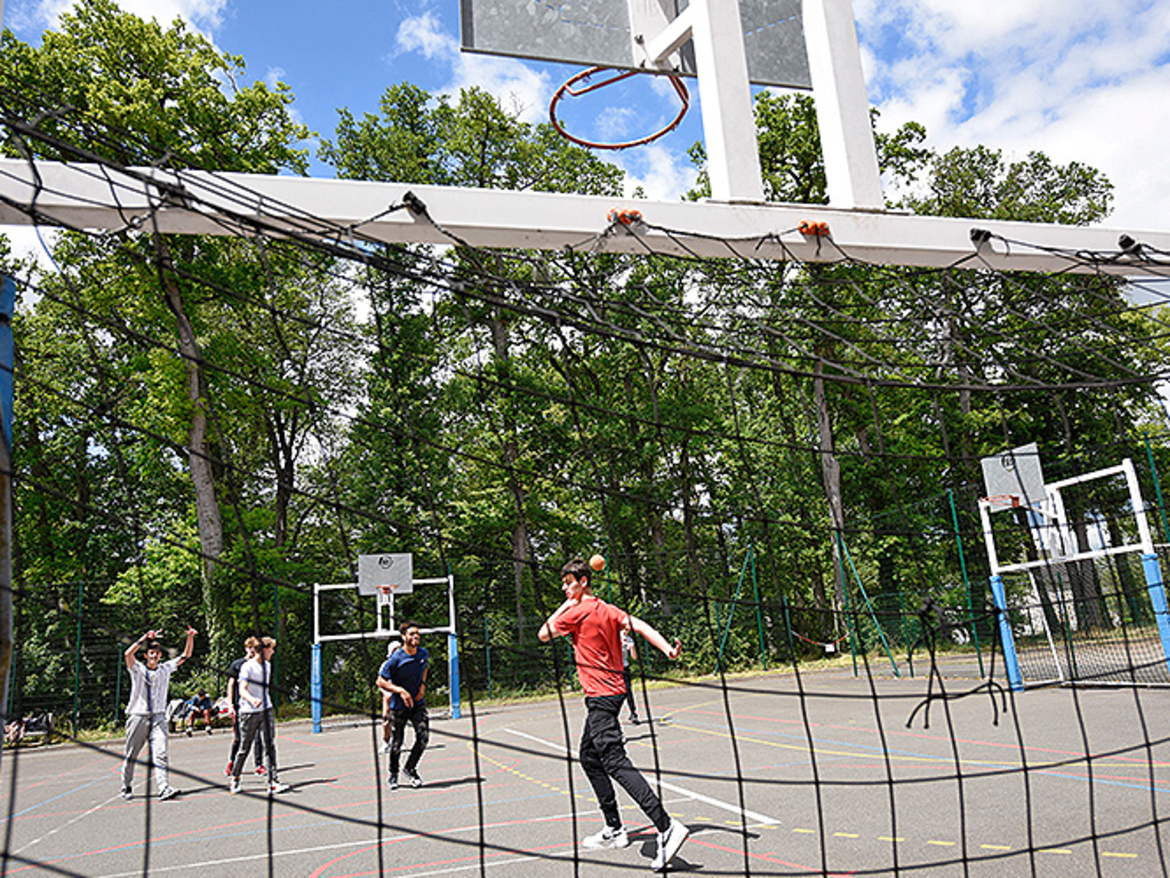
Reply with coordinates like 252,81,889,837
814,358,846,613
155,235,227,664
488,307,531,641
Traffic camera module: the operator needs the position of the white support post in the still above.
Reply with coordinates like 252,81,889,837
685,0,765,202
802,0,884,209
1123,457,1155,554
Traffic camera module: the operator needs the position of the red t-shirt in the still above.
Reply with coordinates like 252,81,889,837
556,597,629,697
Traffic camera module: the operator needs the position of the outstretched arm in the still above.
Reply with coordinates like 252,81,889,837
628,615,682,660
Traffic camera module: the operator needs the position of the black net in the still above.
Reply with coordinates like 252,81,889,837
2,68,1170,877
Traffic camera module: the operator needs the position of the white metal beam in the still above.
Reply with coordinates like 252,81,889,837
803,0,884,209
679,0,765,202
0,158,1167,274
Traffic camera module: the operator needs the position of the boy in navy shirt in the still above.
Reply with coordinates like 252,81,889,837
377,621,429,789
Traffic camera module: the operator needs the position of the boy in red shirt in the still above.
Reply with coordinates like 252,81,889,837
539,558,689,871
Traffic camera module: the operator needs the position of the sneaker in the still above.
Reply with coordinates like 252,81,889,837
651,819,689,871
404,768,423,788
255,765,267,776
268,781,290,794
630,714,641,725
119,787,132,801
379,740,391,754
224,760,233,777
185,728,192,737
158,786,180,801
206,727,213,735
229,778,242,794
387,774,399,790
582,825,629,850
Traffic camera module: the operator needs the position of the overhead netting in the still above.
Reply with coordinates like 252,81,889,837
2,84,1170,877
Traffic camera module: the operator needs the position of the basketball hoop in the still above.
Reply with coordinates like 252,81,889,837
376,585,394,608
980,494,1022,512
549,67,690,151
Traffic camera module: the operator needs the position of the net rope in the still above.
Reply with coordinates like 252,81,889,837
1,84,1170,877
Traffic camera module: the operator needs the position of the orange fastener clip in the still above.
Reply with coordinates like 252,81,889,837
608,209,643,226
799,221,830,237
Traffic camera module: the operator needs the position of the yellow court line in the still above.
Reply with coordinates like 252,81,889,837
664,720,1157,772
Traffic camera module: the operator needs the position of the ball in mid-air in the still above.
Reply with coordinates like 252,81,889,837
589,554,606,572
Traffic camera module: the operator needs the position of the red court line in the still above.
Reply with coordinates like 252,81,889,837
690,834,856,876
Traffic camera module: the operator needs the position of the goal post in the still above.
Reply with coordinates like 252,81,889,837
979,455,1170,689
311,564,460,733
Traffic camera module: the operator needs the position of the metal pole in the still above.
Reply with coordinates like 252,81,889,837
1141,554,1170,677
948,489,984,676
0,276,14,758
751,547,767,671
447,573,460,719
73,581,84,734
272,581,279,710
1143,433,1170,543
989,574,1024,691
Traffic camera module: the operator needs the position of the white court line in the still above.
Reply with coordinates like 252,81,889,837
92,809,581,877
504,727,781,826
15,795,113,855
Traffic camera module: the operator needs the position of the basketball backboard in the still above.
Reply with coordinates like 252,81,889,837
980,443,1046,511
357,552,414,596
460,0,811,89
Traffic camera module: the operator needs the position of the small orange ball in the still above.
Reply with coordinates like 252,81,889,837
589,554,606,572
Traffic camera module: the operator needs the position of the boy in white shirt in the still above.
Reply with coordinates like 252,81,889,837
120,626,196,801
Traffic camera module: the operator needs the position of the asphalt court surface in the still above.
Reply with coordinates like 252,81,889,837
2,667,1168,876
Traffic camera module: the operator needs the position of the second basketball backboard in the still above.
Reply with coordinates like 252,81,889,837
460,0,811,90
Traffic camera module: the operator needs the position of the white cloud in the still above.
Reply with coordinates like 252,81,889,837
857,0,1170,229
14,0,226,32
395,13,550,124
617,143,698,202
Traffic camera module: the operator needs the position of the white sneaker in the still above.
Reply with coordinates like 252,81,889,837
651,819,689,871
582,825,629,849
158,785,180,801
379,740,391,754
119,787,132,801
268,781,290,794
229,778,241,794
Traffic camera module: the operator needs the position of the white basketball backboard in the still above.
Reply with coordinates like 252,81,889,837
460,0,811,89
357,553,414,596
980,443,1046,511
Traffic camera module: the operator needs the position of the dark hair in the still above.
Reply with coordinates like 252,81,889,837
561,557,591,584
399,620,421,636
145,640,163,653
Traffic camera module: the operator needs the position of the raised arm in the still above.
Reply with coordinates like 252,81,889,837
124,629,159,670
628,615,682,660
176,626,197,666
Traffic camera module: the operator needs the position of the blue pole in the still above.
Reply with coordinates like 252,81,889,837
989,574,1024,691
448,632,461,719
311,642,323,733
1141,553,1170,677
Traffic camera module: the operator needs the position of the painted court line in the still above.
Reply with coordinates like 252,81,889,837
503,728,781,826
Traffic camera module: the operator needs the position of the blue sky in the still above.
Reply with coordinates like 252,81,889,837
3,0,1170,233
